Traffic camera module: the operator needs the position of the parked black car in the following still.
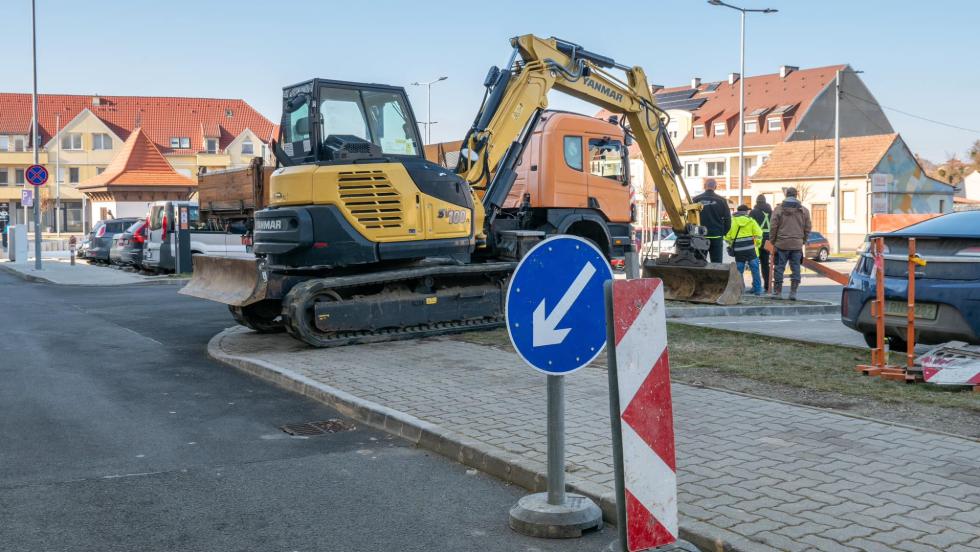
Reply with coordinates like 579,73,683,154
109,219,148,267
84,218,140,263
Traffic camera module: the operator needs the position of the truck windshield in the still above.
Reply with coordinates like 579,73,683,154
319,86,419,157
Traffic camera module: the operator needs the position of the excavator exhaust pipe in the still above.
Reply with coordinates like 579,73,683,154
179,256,270,307
641,259,744,306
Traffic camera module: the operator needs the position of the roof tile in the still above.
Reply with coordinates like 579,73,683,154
77,128,195,189
751,133,898,181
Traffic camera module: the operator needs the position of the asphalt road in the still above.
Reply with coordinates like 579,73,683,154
0,271,615,551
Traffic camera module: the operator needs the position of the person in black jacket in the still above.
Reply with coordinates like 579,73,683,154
749,194,773,291
691,179,731,263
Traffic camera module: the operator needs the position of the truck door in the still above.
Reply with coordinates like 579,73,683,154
585,137,631,223
547,134,588,208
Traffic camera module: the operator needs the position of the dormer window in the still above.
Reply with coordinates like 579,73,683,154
206,138,218,154
767,117,783,132
713,122,727,136
744,120,758,133
693,124,705,138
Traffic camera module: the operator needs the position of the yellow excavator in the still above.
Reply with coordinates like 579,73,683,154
181,34,742,347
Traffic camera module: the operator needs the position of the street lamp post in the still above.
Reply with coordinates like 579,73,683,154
708,0,777,206
834,68,863,255
411,76,447,144
31,0,41,270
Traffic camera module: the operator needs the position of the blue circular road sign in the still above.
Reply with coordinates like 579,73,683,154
26,164,48,187
506,235,613,375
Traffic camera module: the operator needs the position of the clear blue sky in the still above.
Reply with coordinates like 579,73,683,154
4,0,978,161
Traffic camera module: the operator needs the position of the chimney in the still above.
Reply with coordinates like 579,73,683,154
691,77,701,89
92,96,101,106
728,72,740,85
650,84,664,94
780,65,798,79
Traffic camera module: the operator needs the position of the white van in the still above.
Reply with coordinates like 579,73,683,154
142,201,249,272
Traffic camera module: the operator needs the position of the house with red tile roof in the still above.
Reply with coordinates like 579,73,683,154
77,128,196,222
597,64,894,230
0,93,276,232
750,133,953,249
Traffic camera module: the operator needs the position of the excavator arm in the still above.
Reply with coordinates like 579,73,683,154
457,35,742,304
457,35,705,257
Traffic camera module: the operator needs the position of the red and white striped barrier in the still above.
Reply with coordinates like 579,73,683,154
919,342,980,387
608,278,677,551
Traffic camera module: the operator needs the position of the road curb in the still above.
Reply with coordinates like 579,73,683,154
207,327,759,552
666,302,839,318
0,262,187,286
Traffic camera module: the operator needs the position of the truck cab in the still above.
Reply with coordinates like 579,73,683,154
505,111,633,258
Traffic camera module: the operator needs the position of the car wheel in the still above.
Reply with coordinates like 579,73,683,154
888,336,910,354
817,248,829,262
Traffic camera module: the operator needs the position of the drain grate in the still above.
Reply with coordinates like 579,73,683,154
280,419,356,436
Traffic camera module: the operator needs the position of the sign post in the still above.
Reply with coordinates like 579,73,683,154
505,235,610,538
26,163,47,269
604,278,678,551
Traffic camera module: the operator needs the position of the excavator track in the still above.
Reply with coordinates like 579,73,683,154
279,262,515,348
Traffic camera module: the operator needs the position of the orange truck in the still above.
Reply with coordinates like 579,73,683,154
427,110,634,259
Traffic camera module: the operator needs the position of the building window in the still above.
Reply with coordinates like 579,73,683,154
15,168,25,184
761,155,769,165
170,137,180,148
767,117,782,132
171,137,191,149
96,167,106,175
842,190,856,221
0,135,8,152
744,120,758,133
692,125,705,138
92,133,113,150
588,138,625,181
180,137,191,149
14,137,25,152
0,168,7,185
69,167,80,183
206,138,218,154
241,139,254,156
743,156,756,175
706,161,726,177
563,136,583,171
685,161,699,178
713,122,727,136
61,133,83,150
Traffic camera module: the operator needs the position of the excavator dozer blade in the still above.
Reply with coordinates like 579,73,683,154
178,256,269,307
641,260,744,306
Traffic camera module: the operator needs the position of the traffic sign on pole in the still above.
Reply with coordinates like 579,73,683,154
604,278,678,551
506,235,613,375
21,189,34,208
26,164,48,187
506,234,609,539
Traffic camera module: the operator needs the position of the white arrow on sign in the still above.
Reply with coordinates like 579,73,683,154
532,261,597,347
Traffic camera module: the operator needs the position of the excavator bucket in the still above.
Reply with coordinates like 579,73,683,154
642,260,744,306
179,256,269,307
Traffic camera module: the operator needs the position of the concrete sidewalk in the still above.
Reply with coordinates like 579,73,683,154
212,327,980,552
675,314,866,348
0,258,181,286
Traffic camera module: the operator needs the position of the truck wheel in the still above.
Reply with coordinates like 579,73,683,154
282,280,343,347
229,301,284,333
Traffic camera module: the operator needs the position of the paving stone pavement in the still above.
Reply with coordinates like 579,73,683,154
215,327,980,552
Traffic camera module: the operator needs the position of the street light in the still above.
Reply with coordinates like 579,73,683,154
834,68,864,255
411,76,448,145
708,0,777,206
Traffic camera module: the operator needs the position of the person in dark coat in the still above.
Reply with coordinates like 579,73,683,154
749,194,773,291
691,179,731,263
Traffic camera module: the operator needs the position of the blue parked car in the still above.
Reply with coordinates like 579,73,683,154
841,211,980,351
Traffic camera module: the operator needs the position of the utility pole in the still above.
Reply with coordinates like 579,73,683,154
31,0,42,269
55,113,60,235
411,76,447,144
708,0,777,205
834,67,863,255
